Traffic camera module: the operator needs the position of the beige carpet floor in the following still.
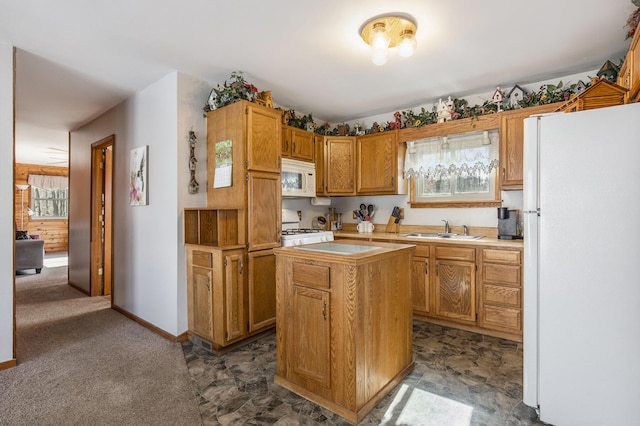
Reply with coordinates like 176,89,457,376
0,263,202,426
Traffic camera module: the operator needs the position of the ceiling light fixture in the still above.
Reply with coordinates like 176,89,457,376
360,14,417,65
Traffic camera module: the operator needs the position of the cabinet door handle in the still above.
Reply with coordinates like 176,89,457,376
322,300,327,320
293,142,296,152
284,140,289,151
239,259,243,275
502,168,506,181
424,262,428,275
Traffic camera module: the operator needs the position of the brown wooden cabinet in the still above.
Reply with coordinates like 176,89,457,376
324,136,356,195
410,244,430,315
619,22,640,103
433,246,476,324
406,240,523,342
274,241,414,423
499,103,562,190
188,100,280,352
223,250,246,342
282,125,315,162
186,245,247,349
356,131,405,195
247,249,276,333
247,171,281,251
478,248,523,335
314,134,326,196
290,284,332,388
206,100,281,249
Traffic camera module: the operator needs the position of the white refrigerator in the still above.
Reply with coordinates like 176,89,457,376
522,102,640,426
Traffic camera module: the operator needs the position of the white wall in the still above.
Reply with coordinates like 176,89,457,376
69,71,210,337
0,44,15,364
285,70,595,231
176,72,209,332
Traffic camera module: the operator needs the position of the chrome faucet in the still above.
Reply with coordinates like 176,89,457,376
463,225,469,236
442,220,450,234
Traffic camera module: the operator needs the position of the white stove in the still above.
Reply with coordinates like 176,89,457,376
281,209,334,247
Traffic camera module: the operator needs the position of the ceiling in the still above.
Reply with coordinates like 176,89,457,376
2,0,636,166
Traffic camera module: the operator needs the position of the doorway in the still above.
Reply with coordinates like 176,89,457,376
90,136,114,297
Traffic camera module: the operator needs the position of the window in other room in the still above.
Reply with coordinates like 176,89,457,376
28,175,69,219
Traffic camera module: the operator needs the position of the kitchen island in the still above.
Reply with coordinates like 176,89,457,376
273,240,415,424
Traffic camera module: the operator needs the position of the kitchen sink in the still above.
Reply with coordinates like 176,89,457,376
402,233,484,240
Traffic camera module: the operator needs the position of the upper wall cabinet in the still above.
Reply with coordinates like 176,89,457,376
324,136,356,196
356,131,407,195
282,125,314,163
314,134,326,196
499,103,561,190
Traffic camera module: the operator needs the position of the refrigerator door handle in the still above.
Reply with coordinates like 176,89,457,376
523,209,540,216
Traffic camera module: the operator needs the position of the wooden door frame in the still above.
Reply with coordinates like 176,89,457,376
90,135,114,297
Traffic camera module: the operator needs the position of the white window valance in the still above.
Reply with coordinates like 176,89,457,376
404,129,499,181
28,174,69,190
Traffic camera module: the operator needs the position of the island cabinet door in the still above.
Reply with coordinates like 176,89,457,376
290,284,331,389
434,259,476,323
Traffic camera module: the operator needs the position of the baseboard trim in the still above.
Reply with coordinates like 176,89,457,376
111,304,182,343
0,359,17,371
67,281,90,296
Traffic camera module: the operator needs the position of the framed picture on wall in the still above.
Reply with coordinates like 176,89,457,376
130,145,148,206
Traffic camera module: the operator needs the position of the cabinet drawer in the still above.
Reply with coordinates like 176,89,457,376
414,244,430,258
483,284,521,308
435,246,475,261
292,262,330,289
482,305,521,332
482,249,520,264
482,263,521,286
192,250,213,268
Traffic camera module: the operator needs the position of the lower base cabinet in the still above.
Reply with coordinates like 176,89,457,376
478,248,522,335
186,244,276,352
410,242,523,341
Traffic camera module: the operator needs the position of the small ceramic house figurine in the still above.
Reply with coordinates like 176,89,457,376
507,84,526,108
575,80,588,93
437,97,454,123
597,60,619,83
492,87,505,112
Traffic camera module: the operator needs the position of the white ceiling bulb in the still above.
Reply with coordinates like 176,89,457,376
369,22,390,50
398,30,417,58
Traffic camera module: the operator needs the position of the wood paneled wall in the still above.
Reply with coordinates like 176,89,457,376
15,163,69,253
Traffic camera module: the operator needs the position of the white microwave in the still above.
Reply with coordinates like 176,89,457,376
281,158,316,198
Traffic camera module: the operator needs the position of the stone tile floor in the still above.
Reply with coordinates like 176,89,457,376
182,321,545,425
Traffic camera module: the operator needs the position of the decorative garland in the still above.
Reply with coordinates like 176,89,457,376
283,80,589,135
204,72,591,136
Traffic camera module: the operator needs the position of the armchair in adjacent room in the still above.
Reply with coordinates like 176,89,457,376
14,221,44,273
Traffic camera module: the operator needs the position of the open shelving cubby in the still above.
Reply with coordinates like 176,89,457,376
184,208,241,246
